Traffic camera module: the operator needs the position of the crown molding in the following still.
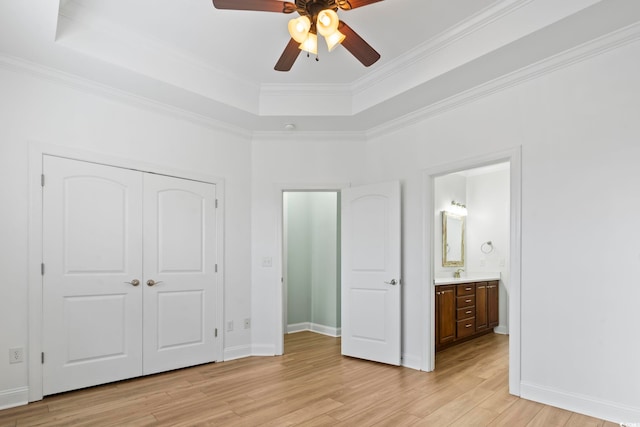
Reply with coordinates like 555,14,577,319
352,0,534,95
365,20,640,140
0,53,252,139
251,130,366,141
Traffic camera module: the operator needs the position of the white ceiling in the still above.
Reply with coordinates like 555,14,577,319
2,0,640,134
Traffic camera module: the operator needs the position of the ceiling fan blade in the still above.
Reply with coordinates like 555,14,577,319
274,38,301,71
212,0,296,13
338,21,380,67
336,0,384,11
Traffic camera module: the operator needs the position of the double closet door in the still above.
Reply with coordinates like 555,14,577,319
42,156,219,396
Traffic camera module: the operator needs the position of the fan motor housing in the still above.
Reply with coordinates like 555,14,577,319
296,0,338,18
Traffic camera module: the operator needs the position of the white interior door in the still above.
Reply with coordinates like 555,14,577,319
43,156,144,395
43,156,219,394
142,173,218,375
341,181,401,365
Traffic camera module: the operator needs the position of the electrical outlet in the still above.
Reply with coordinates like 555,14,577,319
9,348,24,364
262,257,273,268
227,320,234,332
244,318,251,329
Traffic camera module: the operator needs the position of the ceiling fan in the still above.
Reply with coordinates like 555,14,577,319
211,0,383,71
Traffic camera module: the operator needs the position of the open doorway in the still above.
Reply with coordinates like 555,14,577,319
425,148,522,396
282,191,341,341
433,162,510,341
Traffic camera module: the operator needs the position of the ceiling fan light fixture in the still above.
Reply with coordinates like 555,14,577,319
288,16,311,43
316,9,340,36
324,29,345,51
299,32,318,55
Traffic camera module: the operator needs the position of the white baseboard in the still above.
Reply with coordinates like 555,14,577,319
223,345,252,361
0,387,28,411
521,381,640,424
251,344,277,356
287,322,341,337
494,325,508,335
401,354,422,371
287,322,310,334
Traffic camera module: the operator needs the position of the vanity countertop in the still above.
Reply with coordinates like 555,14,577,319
434,273,501,286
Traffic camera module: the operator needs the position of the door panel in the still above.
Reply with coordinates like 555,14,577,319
43,157,219,394
43,156,143,395
142,174,217,375
341,181,401,365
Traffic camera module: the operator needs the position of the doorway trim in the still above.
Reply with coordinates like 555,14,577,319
28,143,226,402
422,146,522,396
274,182,350,356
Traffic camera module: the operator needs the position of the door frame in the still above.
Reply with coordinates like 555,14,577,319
422,147,522,396
274,182,350,356
28,143,226,402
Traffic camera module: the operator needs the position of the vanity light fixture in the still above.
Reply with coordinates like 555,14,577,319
449,201,467,216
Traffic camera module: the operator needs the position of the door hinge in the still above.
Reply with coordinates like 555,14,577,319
41,174,45,187
215,199,218,208
215,264,218,273
41,352,44,364
41,263,45,275
215,328,218,338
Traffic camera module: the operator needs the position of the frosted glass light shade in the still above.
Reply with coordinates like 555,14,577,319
288,16,311,43
317,9,340,36
324,29,345,51
299,33,318,54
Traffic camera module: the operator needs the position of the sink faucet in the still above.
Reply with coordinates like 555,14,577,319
454,268,464,278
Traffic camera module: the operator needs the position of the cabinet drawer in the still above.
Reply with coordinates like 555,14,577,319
457,307,475,320
457,319,476,338
456,284,475,296
456,295,475,308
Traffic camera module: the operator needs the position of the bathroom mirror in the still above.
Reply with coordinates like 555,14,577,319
442,211,465,267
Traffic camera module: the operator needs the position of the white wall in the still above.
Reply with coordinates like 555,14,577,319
0,66,253,408
466,168,510,333
364,39,640,421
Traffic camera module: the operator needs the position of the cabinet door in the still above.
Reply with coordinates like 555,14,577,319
475,282,488,331
436,286,456,348
487,281,499,328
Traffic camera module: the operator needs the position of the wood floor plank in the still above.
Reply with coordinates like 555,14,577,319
0,332,618,426
525,405,573,426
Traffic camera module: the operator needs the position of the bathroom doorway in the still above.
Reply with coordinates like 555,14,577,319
282,191,341,339
433,162,510,337
425,148,522,395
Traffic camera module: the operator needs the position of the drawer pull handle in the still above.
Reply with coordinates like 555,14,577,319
465,299,471,303
465,287,471,291
466,311,471,314
466,324,472,328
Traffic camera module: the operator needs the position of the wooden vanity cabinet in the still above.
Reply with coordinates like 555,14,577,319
436,280,499,351
435,286,456,348
487,281,499,328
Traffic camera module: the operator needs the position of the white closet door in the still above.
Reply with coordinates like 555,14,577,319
142,173,218,374
43,156,144,395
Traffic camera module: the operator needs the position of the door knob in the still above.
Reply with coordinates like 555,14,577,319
125,279,140,287
146,279,163,287
384,279,398,285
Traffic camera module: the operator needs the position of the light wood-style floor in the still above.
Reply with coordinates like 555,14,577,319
0,332,616,426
